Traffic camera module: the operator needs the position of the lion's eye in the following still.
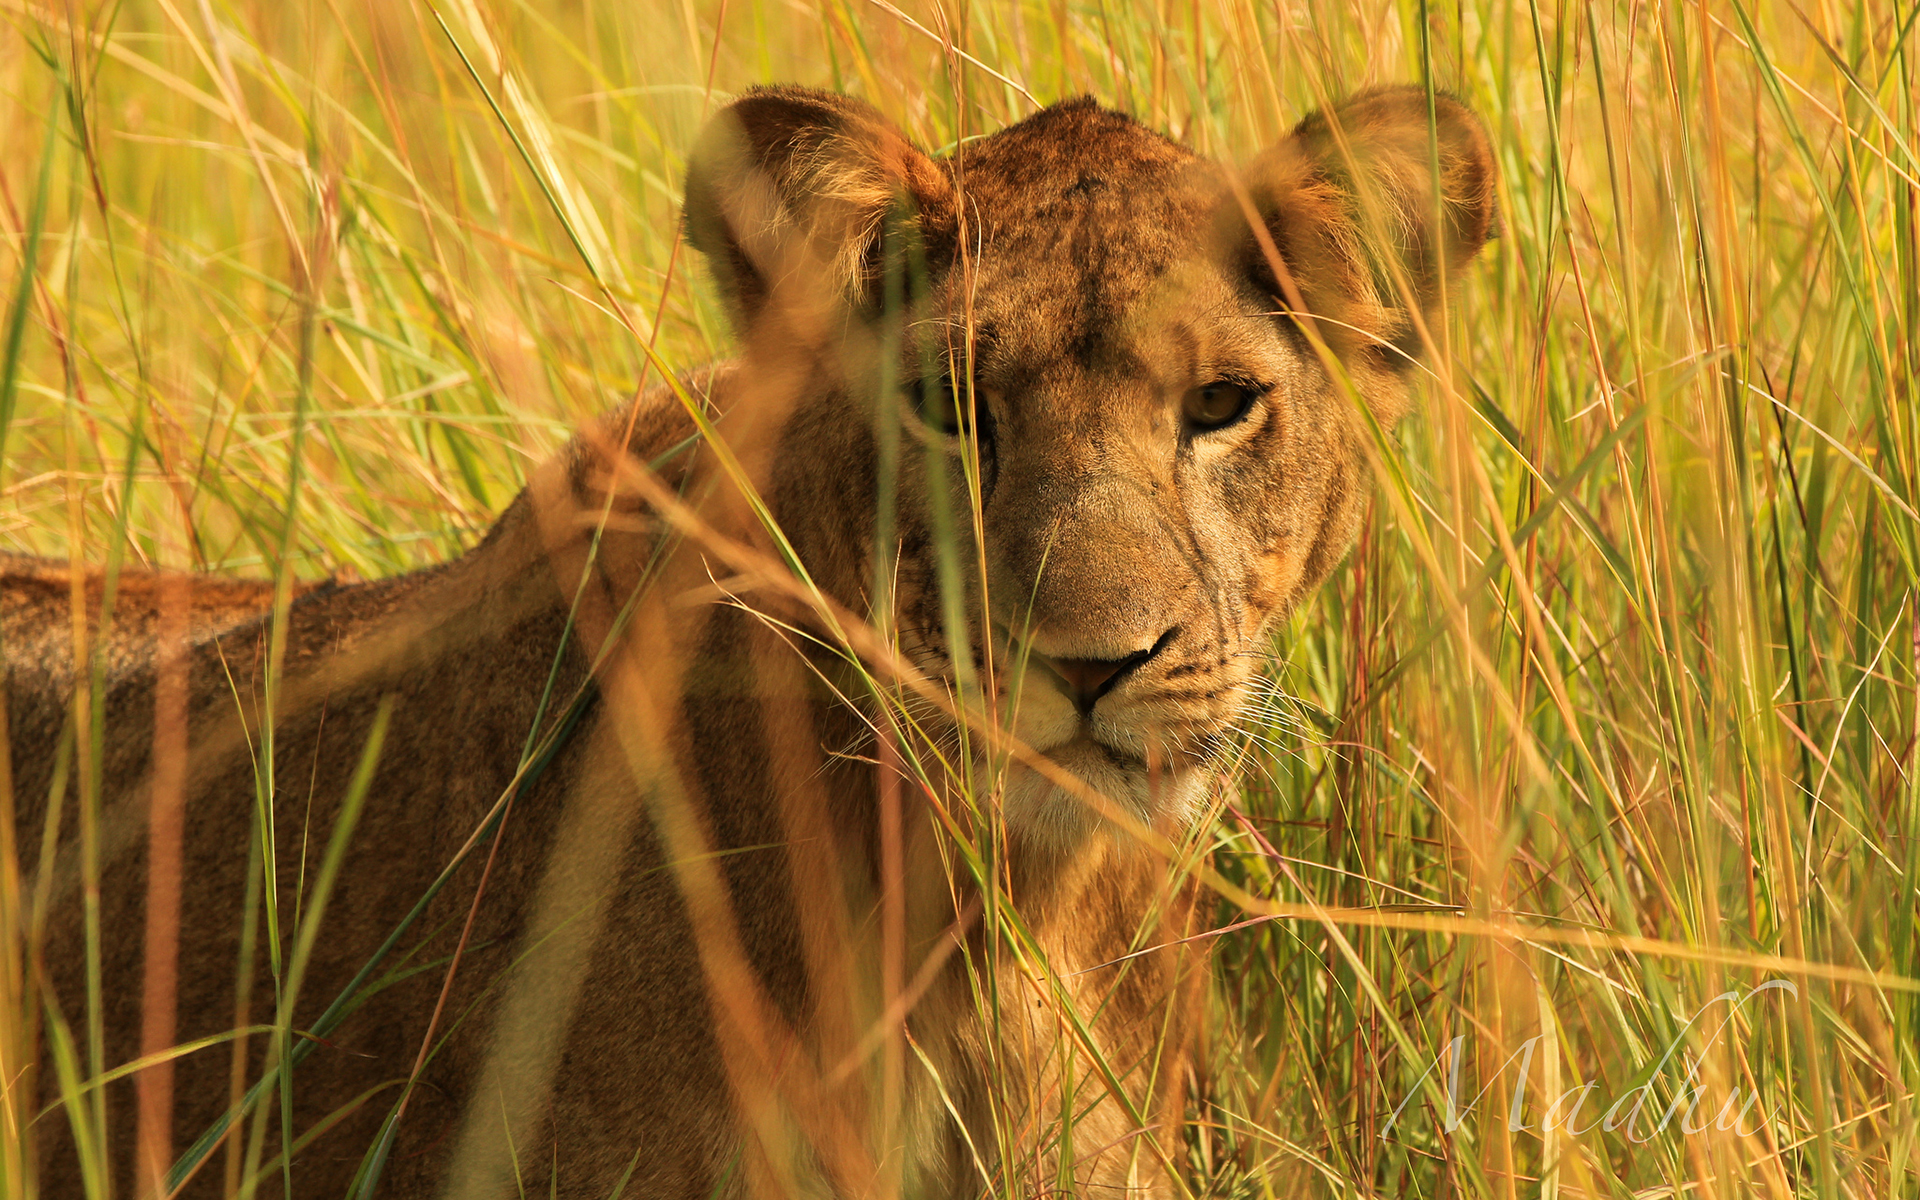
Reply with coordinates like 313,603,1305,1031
918,377,969,436
1182,381,1256,431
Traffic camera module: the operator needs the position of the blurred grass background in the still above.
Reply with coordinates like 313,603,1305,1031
2,0,1916,1195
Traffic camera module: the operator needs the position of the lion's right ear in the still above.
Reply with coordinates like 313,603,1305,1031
1239,86,1498,380
683,87,957,333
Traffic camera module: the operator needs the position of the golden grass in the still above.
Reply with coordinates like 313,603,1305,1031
2,0,1916,1195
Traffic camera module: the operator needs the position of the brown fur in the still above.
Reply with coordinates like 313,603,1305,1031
5,86,1495,1198
1,555,335,693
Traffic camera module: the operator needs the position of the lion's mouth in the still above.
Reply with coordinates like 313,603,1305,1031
1051,730,1144,769
903,621,1240,781
999,727,1217,841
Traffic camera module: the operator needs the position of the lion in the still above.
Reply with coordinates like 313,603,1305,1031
4,85,1496,1197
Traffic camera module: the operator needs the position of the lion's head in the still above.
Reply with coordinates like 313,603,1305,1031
683,86,1497,848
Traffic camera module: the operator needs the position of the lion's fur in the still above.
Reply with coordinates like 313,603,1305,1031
5,86,1495,1197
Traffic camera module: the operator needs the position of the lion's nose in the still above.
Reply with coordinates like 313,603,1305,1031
1034,627,1177,715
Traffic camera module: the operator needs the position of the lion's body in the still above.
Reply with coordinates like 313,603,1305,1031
6,398,1199,1198
5,86,1493,1198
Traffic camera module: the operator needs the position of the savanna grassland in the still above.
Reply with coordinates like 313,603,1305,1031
1,0,1917,1196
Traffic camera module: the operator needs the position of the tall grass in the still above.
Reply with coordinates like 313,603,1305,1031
2,0,1916,1195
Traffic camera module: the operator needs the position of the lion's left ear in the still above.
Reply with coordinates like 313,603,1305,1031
1239,86,1498,372
683,86,957,334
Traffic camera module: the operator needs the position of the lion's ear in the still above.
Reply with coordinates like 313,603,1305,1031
683,86,957,332
1241,86,1498,370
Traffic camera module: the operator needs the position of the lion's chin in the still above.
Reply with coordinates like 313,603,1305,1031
995,736,1213,853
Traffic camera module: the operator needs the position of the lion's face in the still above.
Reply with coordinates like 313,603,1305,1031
895,116,1357,842
685,88,1497,845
